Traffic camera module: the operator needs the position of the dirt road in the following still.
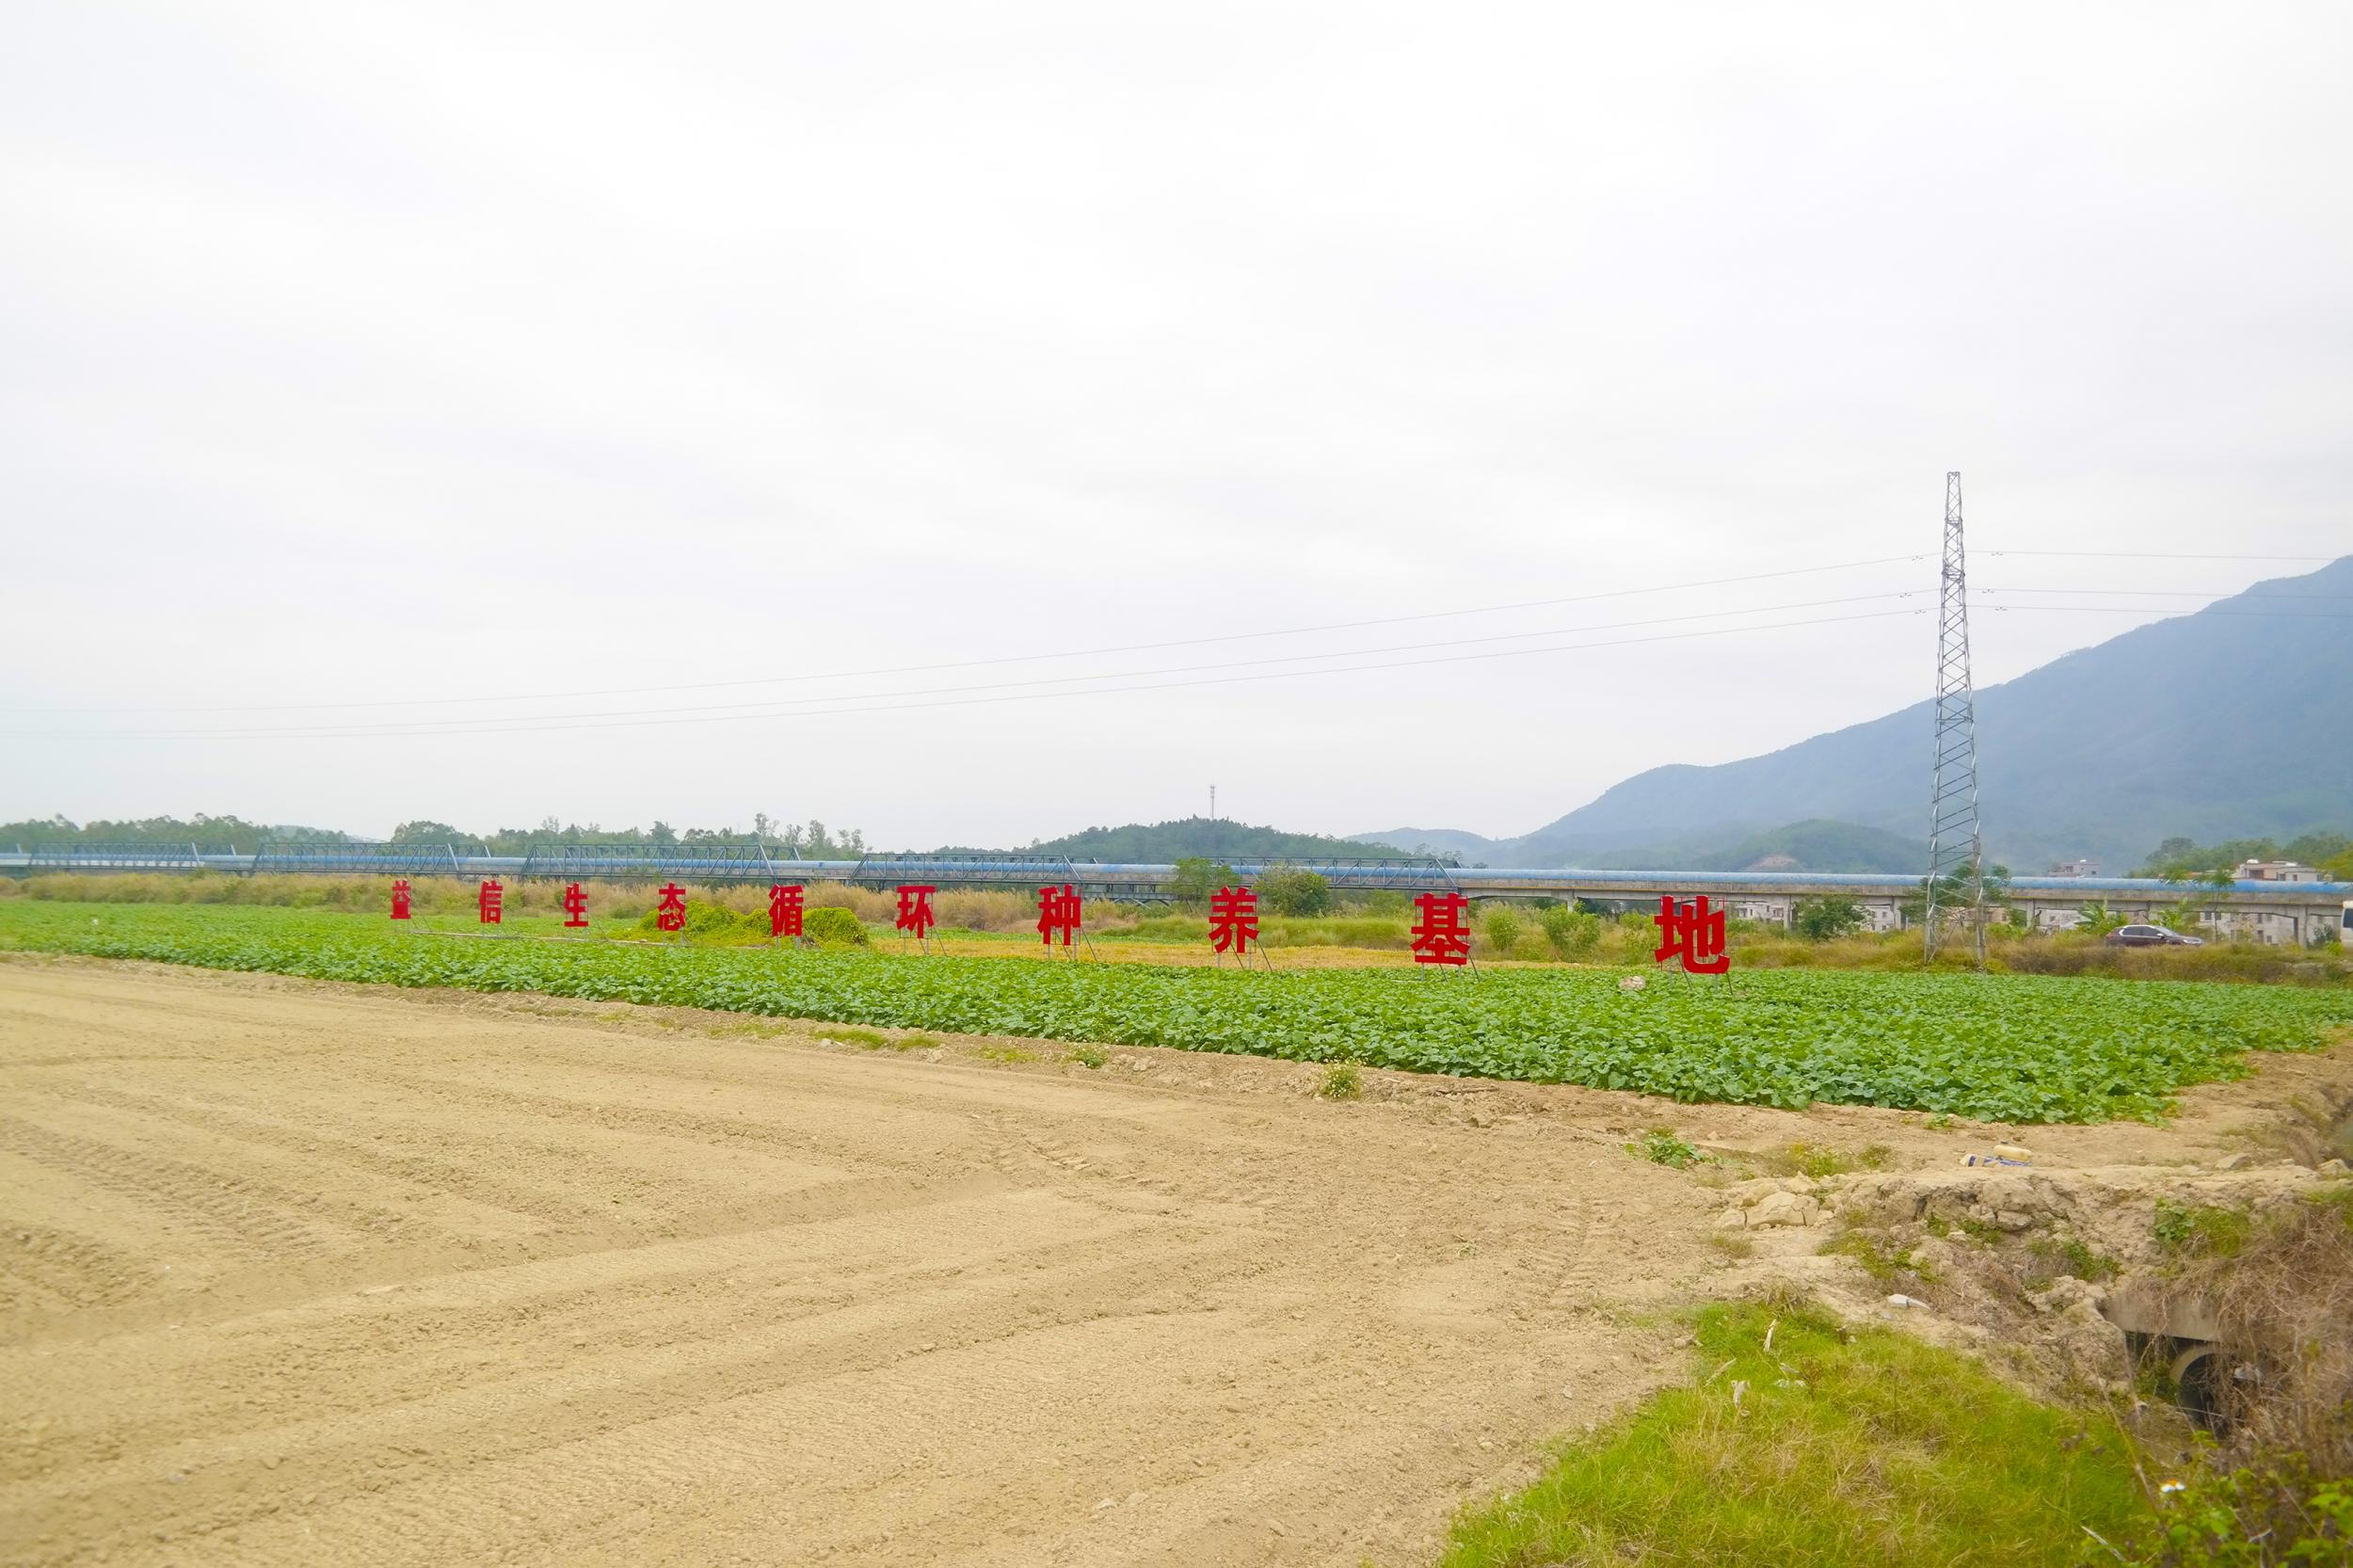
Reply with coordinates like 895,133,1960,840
0,958,1727,1567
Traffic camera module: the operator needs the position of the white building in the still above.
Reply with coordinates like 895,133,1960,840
2235,859,2322,884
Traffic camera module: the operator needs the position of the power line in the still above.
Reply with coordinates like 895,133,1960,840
40,590,1923,740
1982,550,2344,561
0,553,1929,716
18,608,1925,743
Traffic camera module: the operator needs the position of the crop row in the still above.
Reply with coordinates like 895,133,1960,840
5,903,2348,1124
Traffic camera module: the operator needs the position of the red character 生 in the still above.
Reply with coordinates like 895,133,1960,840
561,882,589,929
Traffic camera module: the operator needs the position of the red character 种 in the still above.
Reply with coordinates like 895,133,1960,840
1652,894,1729,975
769,883,804,939
1036,884,1081,947
1409,890,1471,967
1208,886,1258,955
561,882,588,929
655,882,687,934
477,879,503,925
391,879,412,920
895,884,937,942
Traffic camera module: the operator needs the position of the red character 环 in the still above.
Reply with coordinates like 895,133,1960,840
655,882,687,934
1036,884,1081,947
769,883,805,939
1653,894,1729,975
561,882,589,929
895,884,937,941
1208,886,1258,955
1409,890,1471,966
390,880,412,920
477,879,503,925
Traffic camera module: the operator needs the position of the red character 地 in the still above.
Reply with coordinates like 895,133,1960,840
390,879,412,920
1410,890,1472,967
477,879,503,925
769,883,804,939
1208,886,1258,955
655,882,688,934
561,882,589,929
895,884,937,941
1652,894,1729,975
1036,884,1082,947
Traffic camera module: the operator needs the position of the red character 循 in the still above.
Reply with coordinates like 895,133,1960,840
1208,886,1258,955
390,879,412,920
1036,884,1081,947
769,883,804,939
895,884,937,941
1653,894,1729,975
655,882,687,934
477,879,504,925
561,882,589,929
1410,890,1472,967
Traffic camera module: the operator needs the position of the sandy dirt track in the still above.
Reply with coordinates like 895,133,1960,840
0,958,1734,1568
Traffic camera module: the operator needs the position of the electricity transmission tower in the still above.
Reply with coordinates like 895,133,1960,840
1922,471,1986,966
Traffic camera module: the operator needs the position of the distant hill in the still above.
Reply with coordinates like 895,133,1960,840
0,814,351,848
1357,555,2353,871
1004,817,1425,863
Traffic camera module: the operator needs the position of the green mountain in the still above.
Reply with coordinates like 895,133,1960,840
1359,555,2353,871
1006,817,1424,863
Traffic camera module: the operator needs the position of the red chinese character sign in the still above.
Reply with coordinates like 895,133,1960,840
390,880,412,920
655,882,688,935
1208,886,1258,956
477,880,503,925
1036,884,1081,948
561,882,589,929
769,884,804,940
1410,890,1472,967
895,885,937,944
1653,894,1729,975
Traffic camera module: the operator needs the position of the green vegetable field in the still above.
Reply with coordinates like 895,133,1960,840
5,903,2347,1124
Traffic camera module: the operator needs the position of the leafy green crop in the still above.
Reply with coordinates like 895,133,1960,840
5,903,2346,1124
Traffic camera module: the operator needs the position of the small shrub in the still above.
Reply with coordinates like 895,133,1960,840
1318,1062,1363,1100
800,905,868,946
1066,1044,1108,1069
2154,1199,2250,1261
1539,904,1602,959
1481,906,1524,957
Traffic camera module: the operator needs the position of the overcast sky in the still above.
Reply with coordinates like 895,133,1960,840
3,2,2347,847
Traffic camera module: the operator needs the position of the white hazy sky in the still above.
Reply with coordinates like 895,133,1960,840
3,2,2348,847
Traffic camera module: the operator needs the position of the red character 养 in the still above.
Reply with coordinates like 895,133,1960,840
1208,886,1258,955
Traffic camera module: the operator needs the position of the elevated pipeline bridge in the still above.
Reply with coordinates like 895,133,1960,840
6,842,2347,941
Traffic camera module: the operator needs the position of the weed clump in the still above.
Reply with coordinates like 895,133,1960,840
1318,1063,1363,1100
1630,1128,1701,1168
1066,1044,1107,1069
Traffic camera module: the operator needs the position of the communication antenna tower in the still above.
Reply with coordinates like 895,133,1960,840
1922,471,1986,966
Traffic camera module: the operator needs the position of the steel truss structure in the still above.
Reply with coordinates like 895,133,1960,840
1922,470,1987,964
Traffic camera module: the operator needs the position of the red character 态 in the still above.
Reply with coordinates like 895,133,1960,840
769,883,804,939
561,882,588,929
1208,886,1258,955
1036,884,1081,947
655,882,687,934
1652,894,1729,975
391,879,412,920
477,879,503,925
895,884,937,941
1410,890,1471,967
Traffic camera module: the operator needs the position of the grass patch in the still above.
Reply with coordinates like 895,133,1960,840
814,1025,888,1049
1065,1044,1108,1069
1630,1128,1702,1168
2153,1199,2251,1261
1318,1062,1363,1100
1765,1141,1894,1178
975,1045,1040,1064
1820,1231,1938,1288
1433,1302,2144,1568
1708,1232,1755,1259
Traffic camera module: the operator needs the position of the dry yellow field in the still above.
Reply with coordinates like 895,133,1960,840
0,957,1725,1568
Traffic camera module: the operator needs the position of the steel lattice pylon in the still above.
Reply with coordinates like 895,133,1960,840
1922,471,1986,965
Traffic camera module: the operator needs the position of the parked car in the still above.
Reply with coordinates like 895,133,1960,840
2105,923,2203,948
